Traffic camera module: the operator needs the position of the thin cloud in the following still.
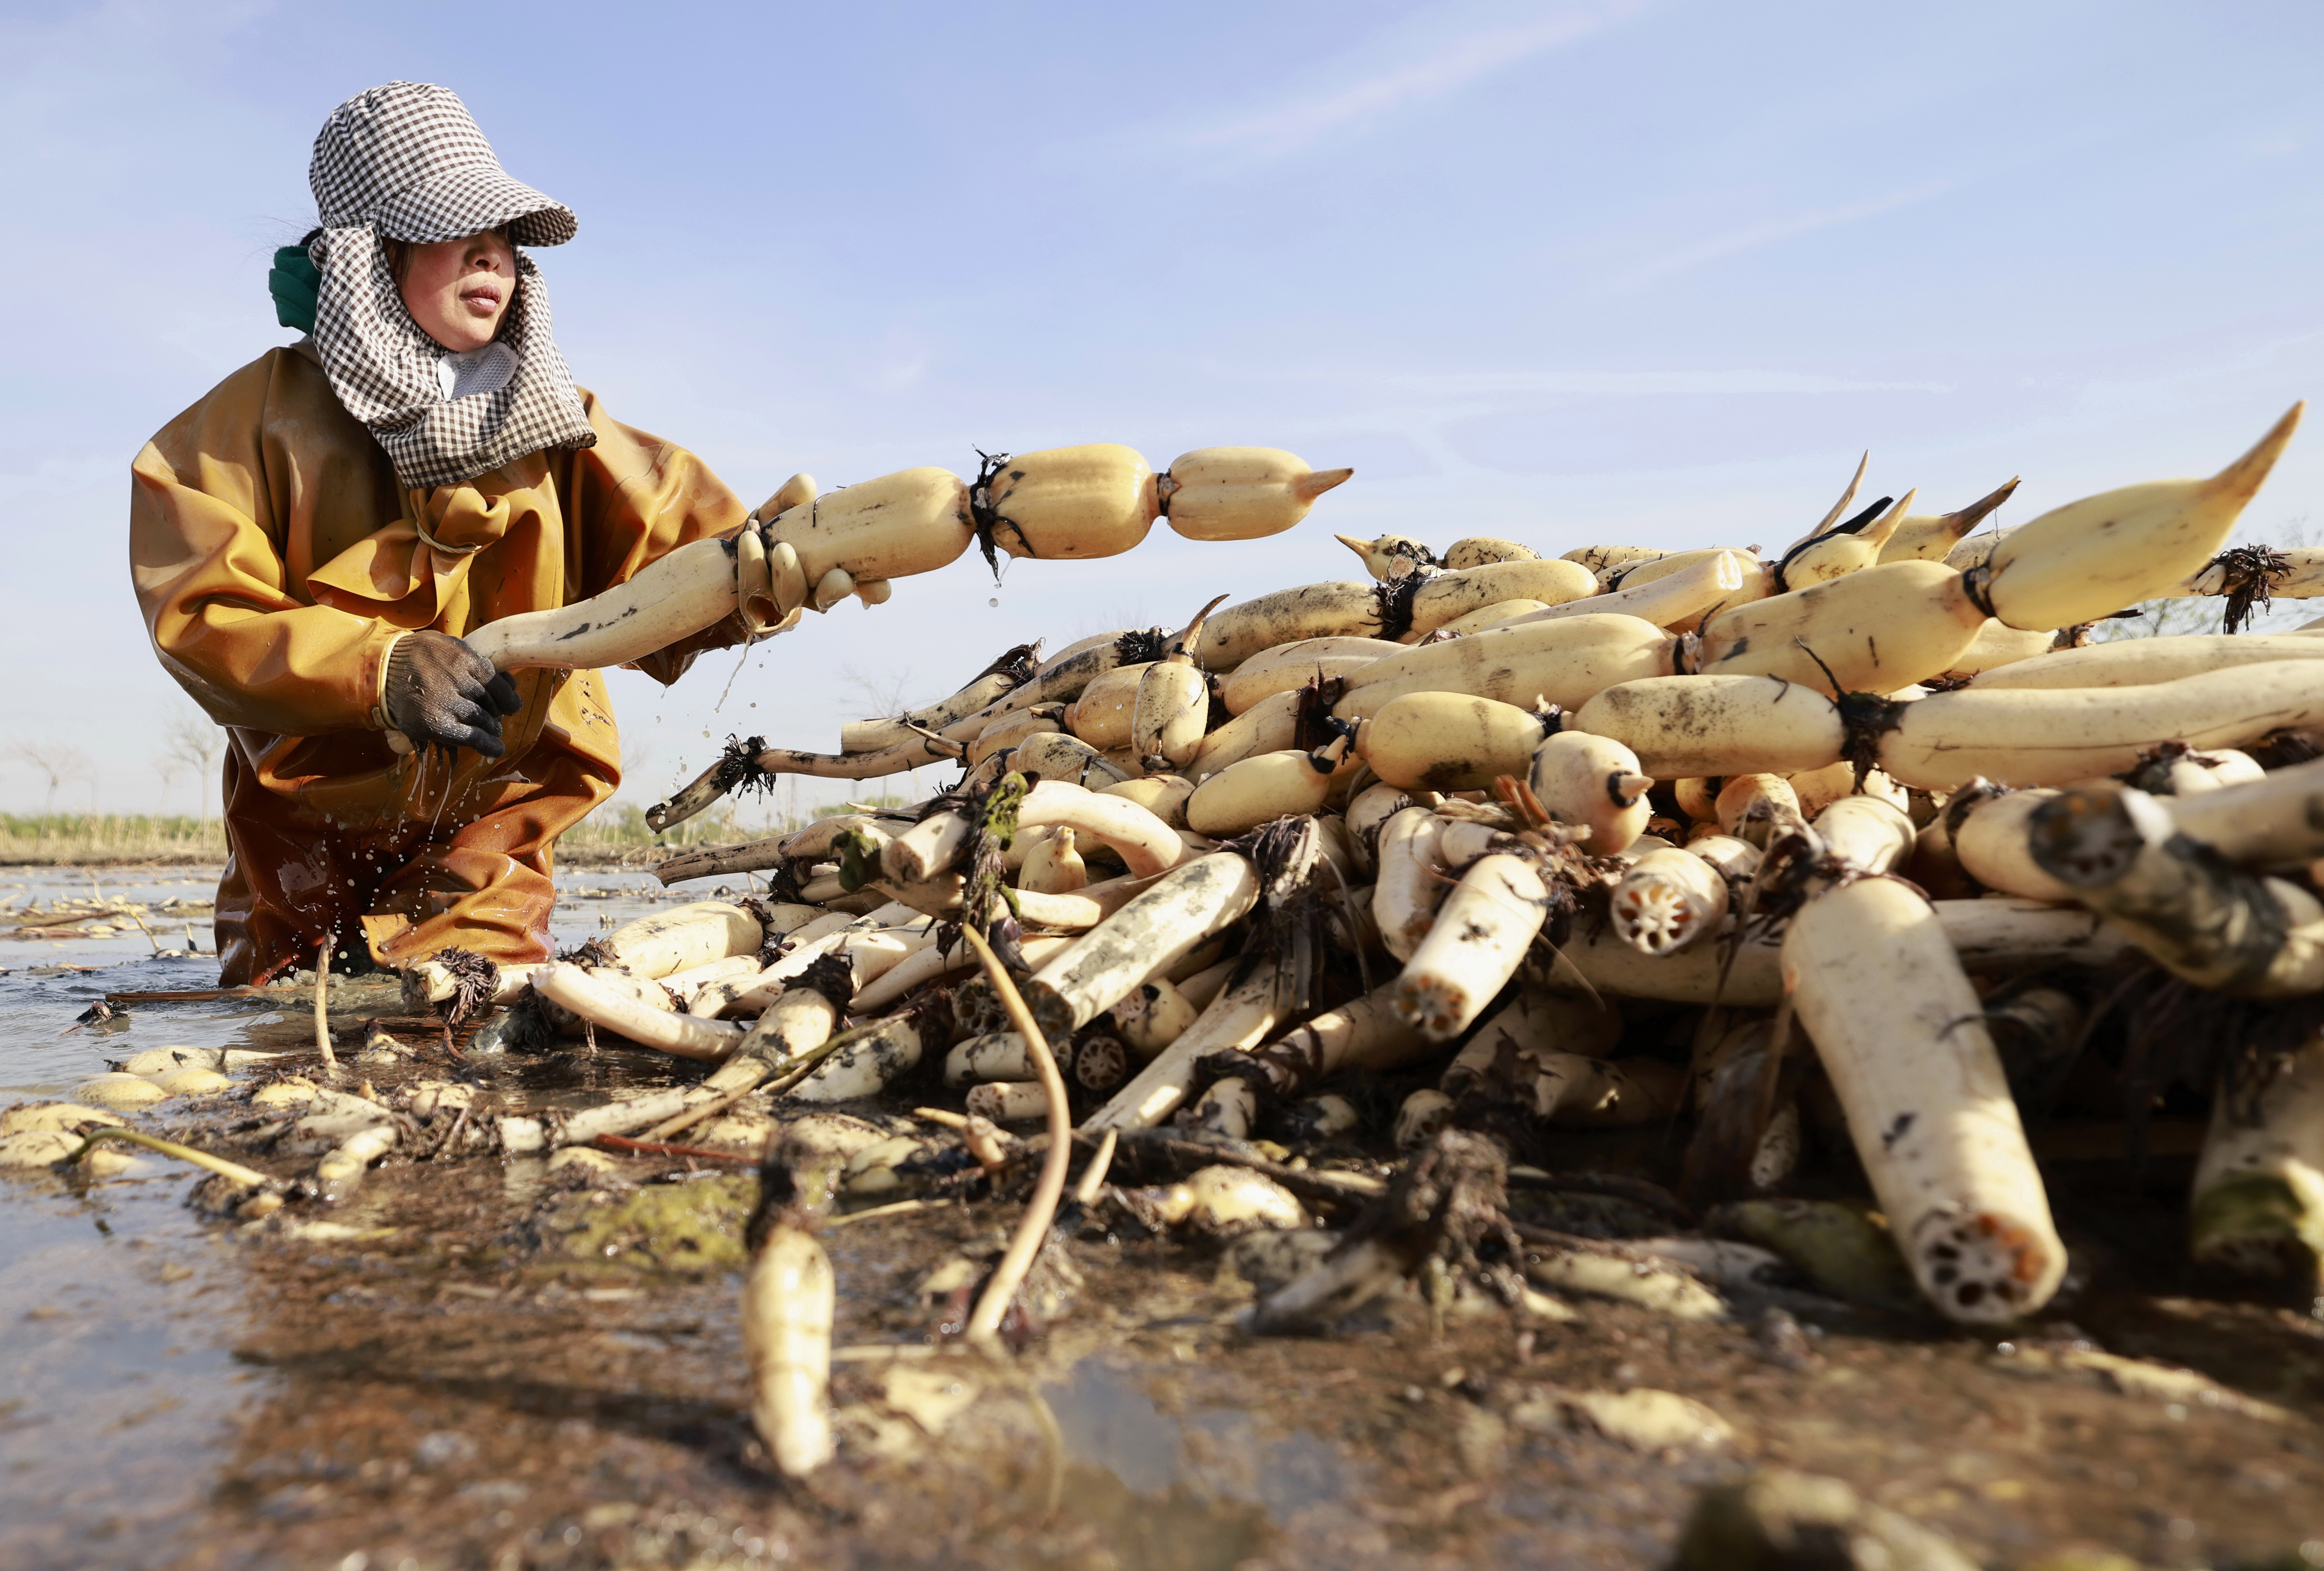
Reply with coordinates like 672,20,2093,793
1621,179,1955,288
1182,3,1642,161
2071,326,2324,418
0,453,120,505
1394,368,1955,396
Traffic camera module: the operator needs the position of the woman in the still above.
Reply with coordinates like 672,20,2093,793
130,82,793,984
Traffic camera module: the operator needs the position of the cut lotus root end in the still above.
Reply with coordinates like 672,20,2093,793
1909,1210,2057,1323
1611,884,1700,956
1072,1035,1130,1094
1394,978,1471,1040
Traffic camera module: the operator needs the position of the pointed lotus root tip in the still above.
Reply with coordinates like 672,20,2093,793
1174,592,1232,654
1294,466,1355,501
2208,401,2305,505
1805,449,1870,539
1942,475,2021,538
1859,489,1917,548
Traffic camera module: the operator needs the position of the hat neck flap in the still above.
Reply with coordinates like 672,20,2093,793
305,224,595,492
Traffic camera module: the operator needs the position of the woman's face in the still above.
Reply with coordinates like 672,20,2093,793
397,230,517,353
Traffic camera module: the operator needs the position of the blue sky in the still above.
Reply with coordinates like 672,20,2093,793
2,0,2319,818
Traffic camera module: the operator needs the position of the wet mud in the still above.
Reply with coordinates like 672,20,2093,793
5,865,2324,1570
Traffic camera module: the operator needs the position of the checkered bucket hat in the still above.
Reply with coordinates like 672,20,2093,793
311,81,575,247
302,82,595,490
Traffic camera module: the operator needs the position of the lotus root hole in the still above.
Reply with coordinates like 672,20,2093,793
1614,888,1693,953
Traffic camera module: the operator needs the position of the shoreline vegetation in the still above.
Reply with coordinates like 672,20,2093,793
0,800,905,870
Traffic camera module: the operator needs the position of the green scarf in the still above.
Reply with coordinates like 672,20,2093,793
269,245,320,334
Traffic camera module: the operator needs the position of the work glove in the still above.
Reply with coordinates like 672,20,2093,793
383,631,523,757
740,471,889,629
739,528,887,624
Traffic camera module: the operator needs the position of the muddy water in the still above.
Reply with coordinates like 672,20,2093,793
6,866,2324,1569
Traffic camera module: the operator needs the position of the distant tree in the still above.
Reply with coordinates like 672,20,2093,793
162,705,227,822
841,664,920,796
839,663,914,720
622,741,656,803
13,742,94,815
153,750,187,818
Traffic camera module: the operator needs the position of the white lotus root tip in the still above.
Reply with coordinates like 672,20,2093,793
1911,1208,2053,1322
1612,883,1697,956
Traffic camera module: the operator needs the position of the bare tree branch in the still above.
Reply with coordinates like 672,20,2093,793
838,664,914,720
12,742,94,816
162,705,226,822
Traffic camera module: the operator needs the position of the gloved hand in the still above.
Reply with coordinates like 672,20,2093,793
735,518,817,639
383,631,523,757
741,472,888,620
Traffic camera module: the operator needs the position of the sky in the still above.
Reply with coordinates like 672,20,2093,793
2,0,2320,820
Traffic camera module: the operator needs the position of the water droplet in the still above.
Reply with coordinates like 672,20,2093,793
988,597,999,608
